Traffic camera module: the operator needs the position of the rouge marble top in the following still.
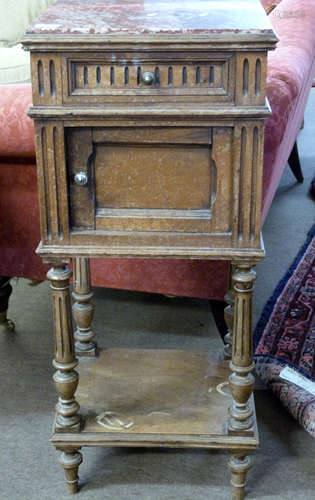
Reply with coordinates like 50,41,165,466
25,0,274,37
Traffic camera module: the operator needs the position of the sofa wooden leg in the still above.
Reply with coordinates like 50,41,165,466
209,300,228,343
0,277,15,332
288,141,304,183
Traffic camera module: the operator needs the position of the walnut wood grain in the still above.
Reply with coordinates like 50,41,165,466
65,54,233,105
34,122,70,244
24,0,276,496
51,348,259,450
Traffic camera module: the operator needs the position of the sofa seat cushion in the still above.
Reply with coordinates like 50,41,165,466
0,159,229,298
0,84,34,157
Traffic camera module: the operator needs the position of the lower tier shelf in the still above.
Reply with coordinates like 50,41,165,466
51,348,259,450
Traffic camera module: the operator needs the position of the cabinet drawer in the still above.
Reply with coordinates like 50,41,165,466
64,52,235,104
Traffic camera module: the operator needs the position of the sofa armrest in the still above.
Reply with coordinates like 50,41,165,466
261,0,315,221
266,0,315,149
0,83,34,158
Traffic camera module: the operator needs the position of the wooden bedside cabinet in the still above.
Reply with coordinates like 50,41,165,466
22,1,277,498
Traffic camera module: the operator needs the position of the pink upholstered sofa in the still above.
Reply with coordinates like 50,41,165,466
1,0,315,321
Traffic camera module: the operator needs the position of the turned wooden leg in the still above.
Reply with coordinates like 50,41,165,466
228,263,256,433
47,264,81,432
223,264,235,360
228,453,252,500
0,277,15,332
72,257,96,356
57,448,82,494
288,141,304,183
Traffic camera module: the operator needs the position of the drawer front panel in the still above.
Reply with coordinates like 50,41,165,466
29,51,267,107
66,126,233,235
64,52,234,103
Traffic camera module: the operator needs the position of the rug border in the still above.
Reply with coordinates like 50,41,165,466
254,223,315,360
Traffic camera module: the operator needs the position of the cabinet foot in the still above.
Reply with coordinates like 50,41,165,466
58,449,82,494
228,453,252,500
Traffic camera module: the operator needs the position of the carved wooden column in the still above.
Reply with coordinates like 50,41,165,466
228,452,252,500
228,262,256,433
223,264,234,360
72,257,96,356
47,264,81,432
57,448,83,493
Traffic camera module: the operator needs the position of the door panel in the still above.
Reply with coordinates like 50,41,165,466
95,144,212,210
67,126,232,234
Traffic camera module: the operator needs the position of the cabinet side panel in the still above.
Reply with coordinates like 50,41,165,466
211,127,233,233
34,122,70,244
232,122,264,248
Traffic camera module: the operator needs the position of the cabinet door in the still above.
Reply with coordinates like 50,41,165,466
67,126,233,235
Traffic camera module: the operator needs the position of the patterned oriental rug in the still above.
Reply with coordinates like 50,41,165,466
254,224,315,437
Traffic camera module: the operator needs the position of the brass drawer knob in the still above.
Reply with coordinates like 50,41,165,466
74,171,88,186
141,71,155,85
